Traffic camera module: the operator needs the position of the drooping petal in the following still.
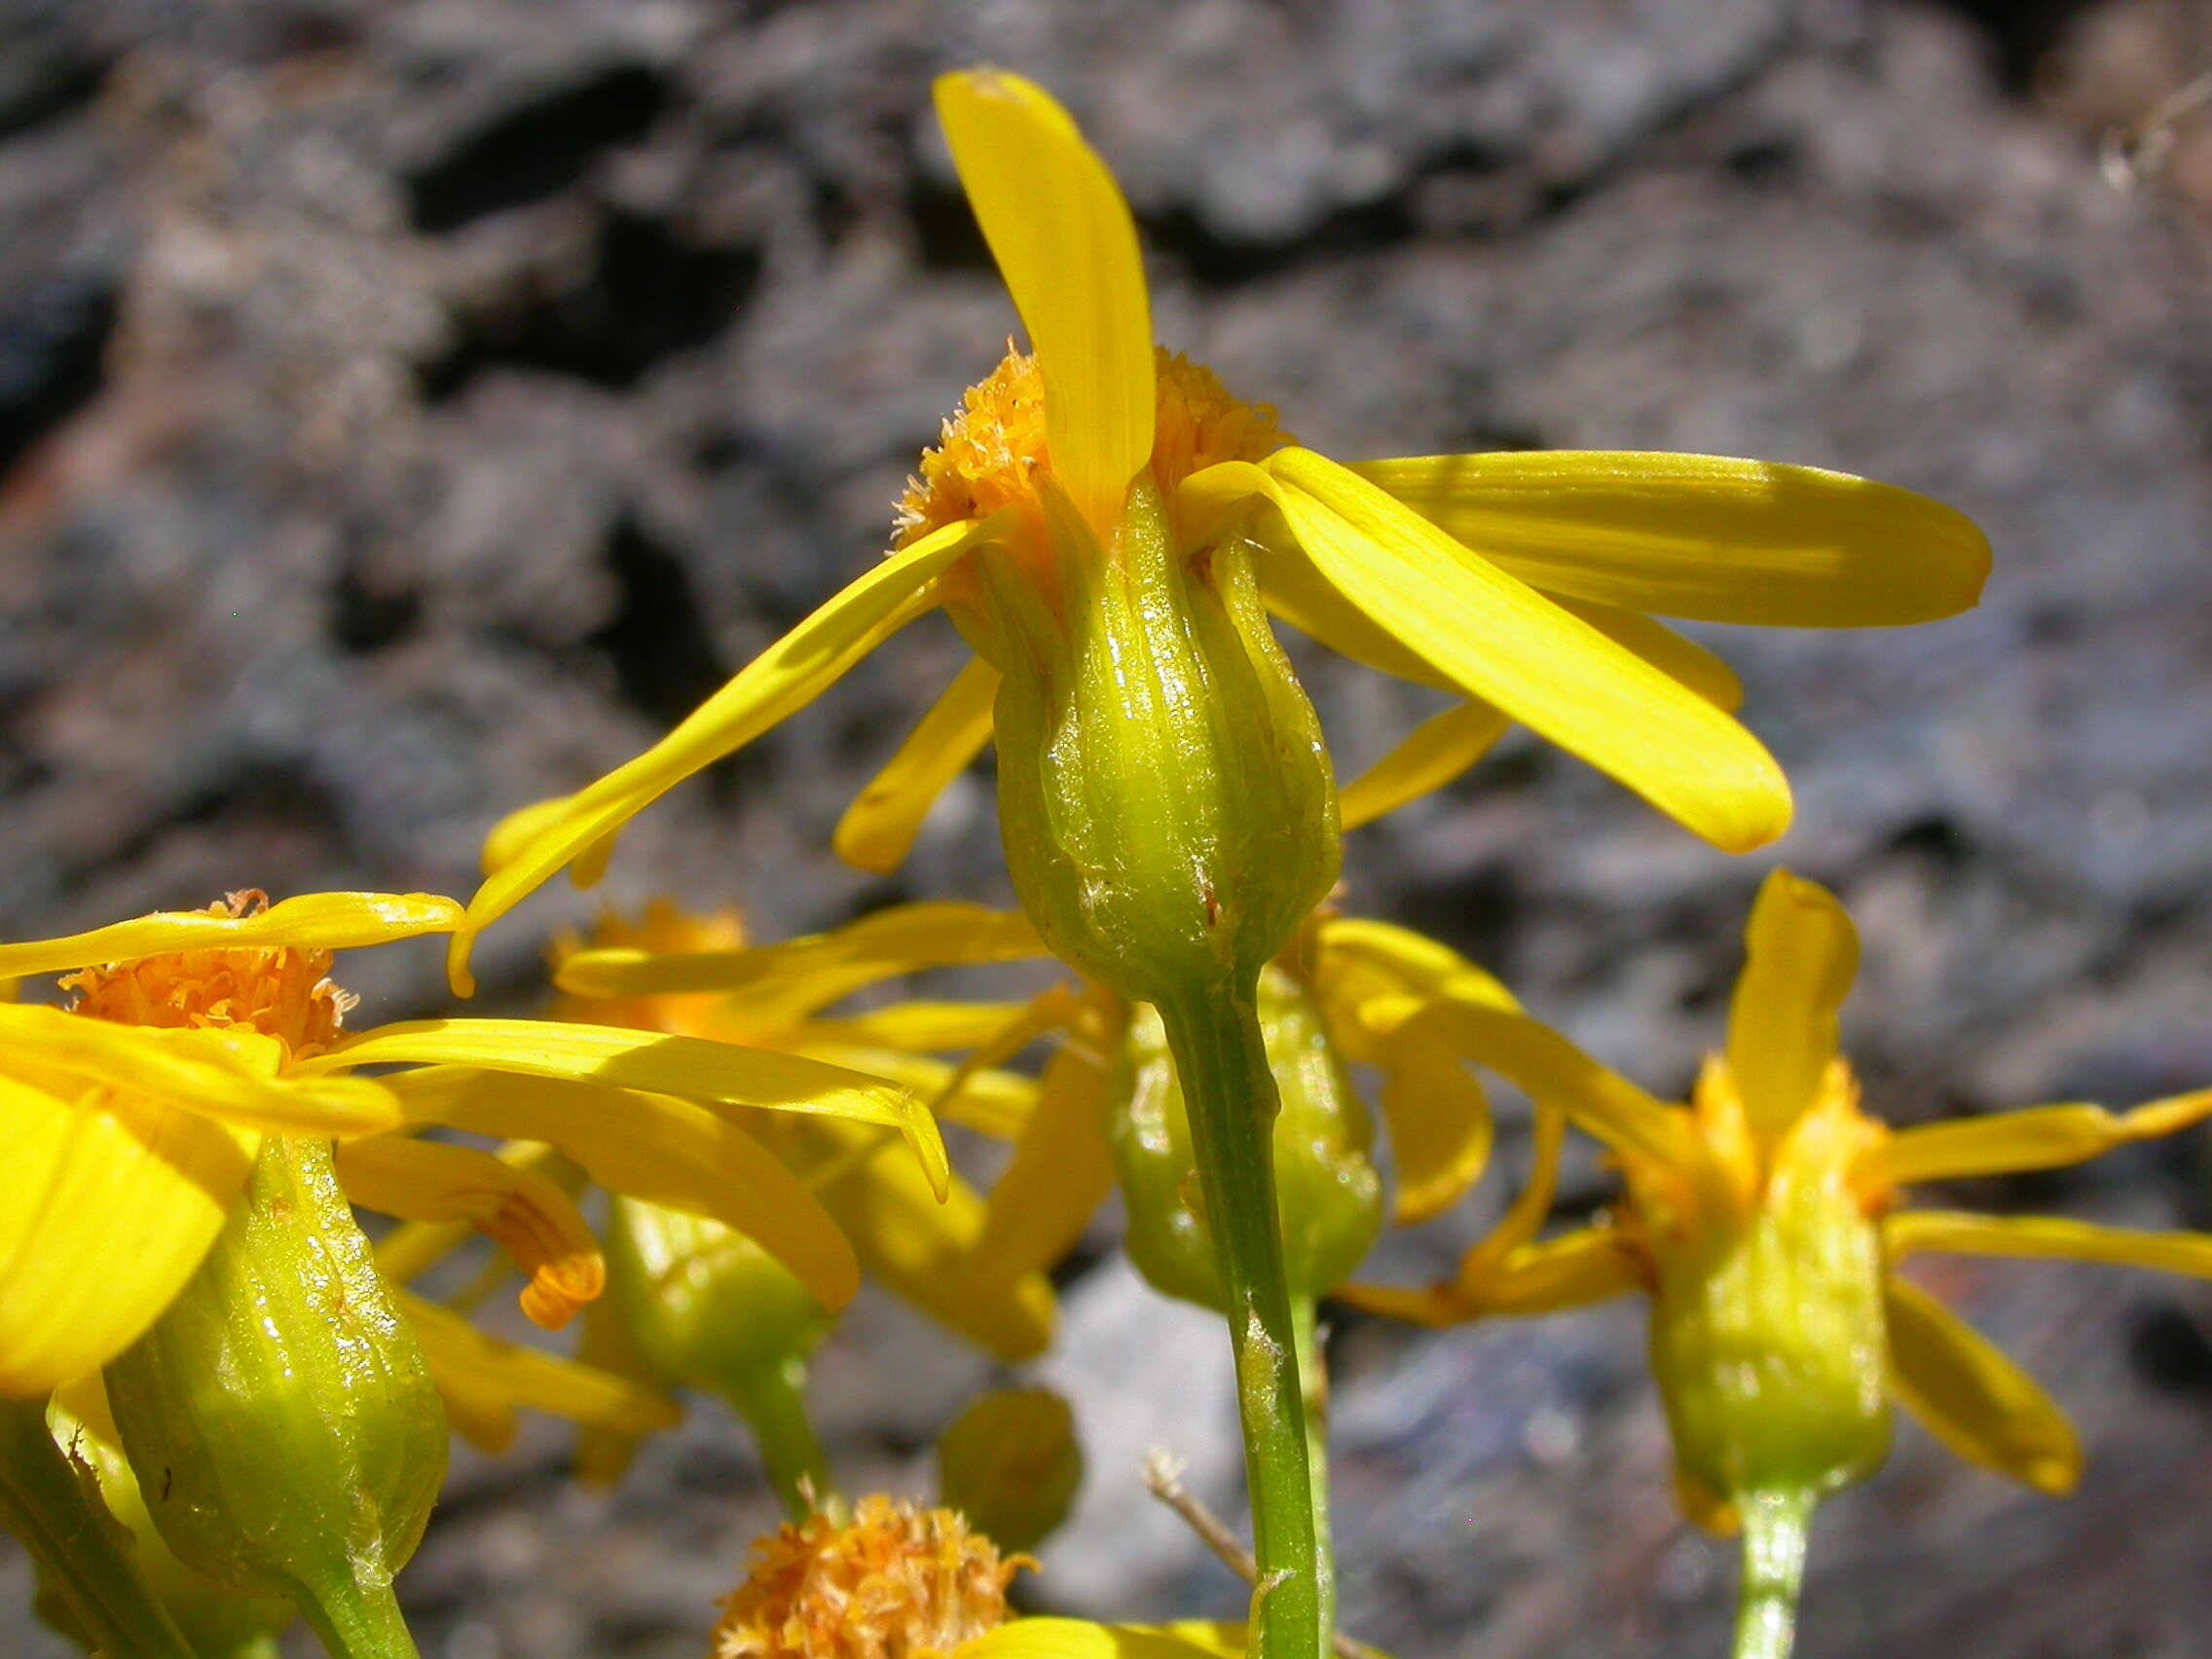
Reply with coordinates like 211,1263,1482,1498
1726,869,1859,1136
370,1140,571,1290
795,1001,1045,1055
965,1618,1234,1659
1261,448,1791,853
1887,1210,2212,1281
834,654,1001,875
450,515,995,994
397,1292,682,1456
0,893,462,981
969,1039,1118,1283
554,901,1049,1015
301,1017,948,1201
1349,451,1990,626
1372,1015,1493,1224
381,1066,861,1311
1313,916,1520,1014
1339,700,1512,830
1456,1100,1570,1285
1552,596,1743,711
790,1043,1037,1141
0,1004,403,1137
935,72,1155,535
0,1074,257,1395
1335,1229,1641,1328
1883,1273,2080,1495
1865,1090,2212,1190
333,1136,605,1330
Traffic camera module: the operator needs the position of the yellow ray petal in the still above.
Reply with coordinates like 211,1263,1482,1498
835,654,1000,875
1136,1626,1248,1658
1349,452,1990,626
791,1043,1036,1141
1335,1229,1641,1328
935,72,1154,535
0,1004,403,1137
371,1140,571,1289
1726,869,1859,1136
0,1074,257,1395
1373,1015,1493,1224
1552,596,1743,711
451,515,995,994
1887,1210,2212,1280
1883,1273,2080,1495
555,901,1049,1011
970,1039,1118,1284
382,1066,860,1311
302,1017,948,1201
1457,1100,1570,1285
794,1001,1043,1054
1866,1088,2212,1189
1313,916,1520,1015
334,1136,604,1330
1263,448,1791,853
966,1619,1232,1659
0,892,462,981
803,1119,1057,1363
1339,700,1512,830
397,1292,682,1456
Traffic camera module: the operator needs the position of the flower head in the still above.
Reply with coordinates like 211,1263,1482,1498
449,69,1989,997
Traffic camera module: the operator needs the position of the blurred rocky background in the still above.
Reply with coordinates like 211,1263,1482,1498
4,0,2212,1653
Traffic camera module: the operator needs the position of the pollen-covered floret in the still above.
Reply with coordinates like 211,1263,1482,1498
63,890,354,1060
895,347,1286,546
710,1494,1029,1659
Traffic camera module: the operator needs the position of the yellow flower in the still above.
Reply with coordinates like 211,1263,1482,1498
447,68,1989,996
0,889,947,1400
708,1493,1240,1659
1340,869,2212,1524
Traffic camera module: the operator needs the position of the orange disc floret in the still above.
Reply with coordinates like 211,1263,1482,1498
710,1494,1030,1659
895,347,1287,546
62,890,353,1059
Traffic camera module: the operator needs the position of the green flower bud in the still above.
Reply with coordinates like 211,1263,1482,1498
105,1136,445,1659
1109,964,1383,1311
979,475,1339,1008
936,1387,1083,1555
605,1196,834,1515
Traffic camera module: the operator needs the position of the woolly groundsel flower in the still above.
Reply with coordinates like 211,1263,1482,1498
1341,870,2212,1659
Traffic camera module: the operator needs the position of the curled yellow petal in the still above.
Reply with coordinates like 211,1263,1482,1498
935,71,1155,535
398,1292,682,1456
1313,916,1520,1016
1886,1209,2212,1281
792,1043,1036,1141
383,1066,861,1311
451,515,993,995
1262,448,1791,853
334,1136,605,1330
1350,451,1990,626
1339,700,1512,830
1883,1273,2080,1495
303,1017,948,1201
969,1039,1118,1285
0,1074,257,1395
0,892,462,982
1726,868,1859,1136
1336,1229,1641,1328
1373,1015,1493,1224
835,654,1000,875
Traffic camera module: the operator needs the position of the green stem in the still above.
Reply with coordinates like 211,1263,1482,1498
1158,985,1322,1659
0,1397,199,1659
724,1358,837,1522
289,1570,423,1659
1732,1490,1812,1659
1290,1296,1335,1647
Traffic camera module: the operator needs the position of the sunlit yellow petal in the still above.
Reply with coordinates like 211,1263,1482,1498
1883,1273,2080,1495
970,1040,1117,1284
0,1004,402,1137
792,1043,1037,1141
1373,1016,1493,1223
451,515,995,995
1262,448,1791,853
555,901,1049,1013
0,892,462,982
795,1002,1042,1055
303,1017,948,1201
1313,916,1520,1016
1551,596,1743,711
1887,1210,2212,1280
1726,869,1859,1136
1336,1229,1640,1328
835,654,1000,876
383,1067,861,1311
935,72,1154,535
1457,1101,1570,1283
1339,700,1512,830
334,1136,604,1330
966,1618,1231,1659
398,1292,681,1456
371,1140,571,1289
0,1074,256,1395
1350,452,1990,626
1872,1105,2132,1188
1132,1626,1249,1658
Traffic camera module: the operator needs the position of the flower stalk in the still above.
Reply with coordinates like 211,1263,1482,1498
1732,1490,1812,1659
